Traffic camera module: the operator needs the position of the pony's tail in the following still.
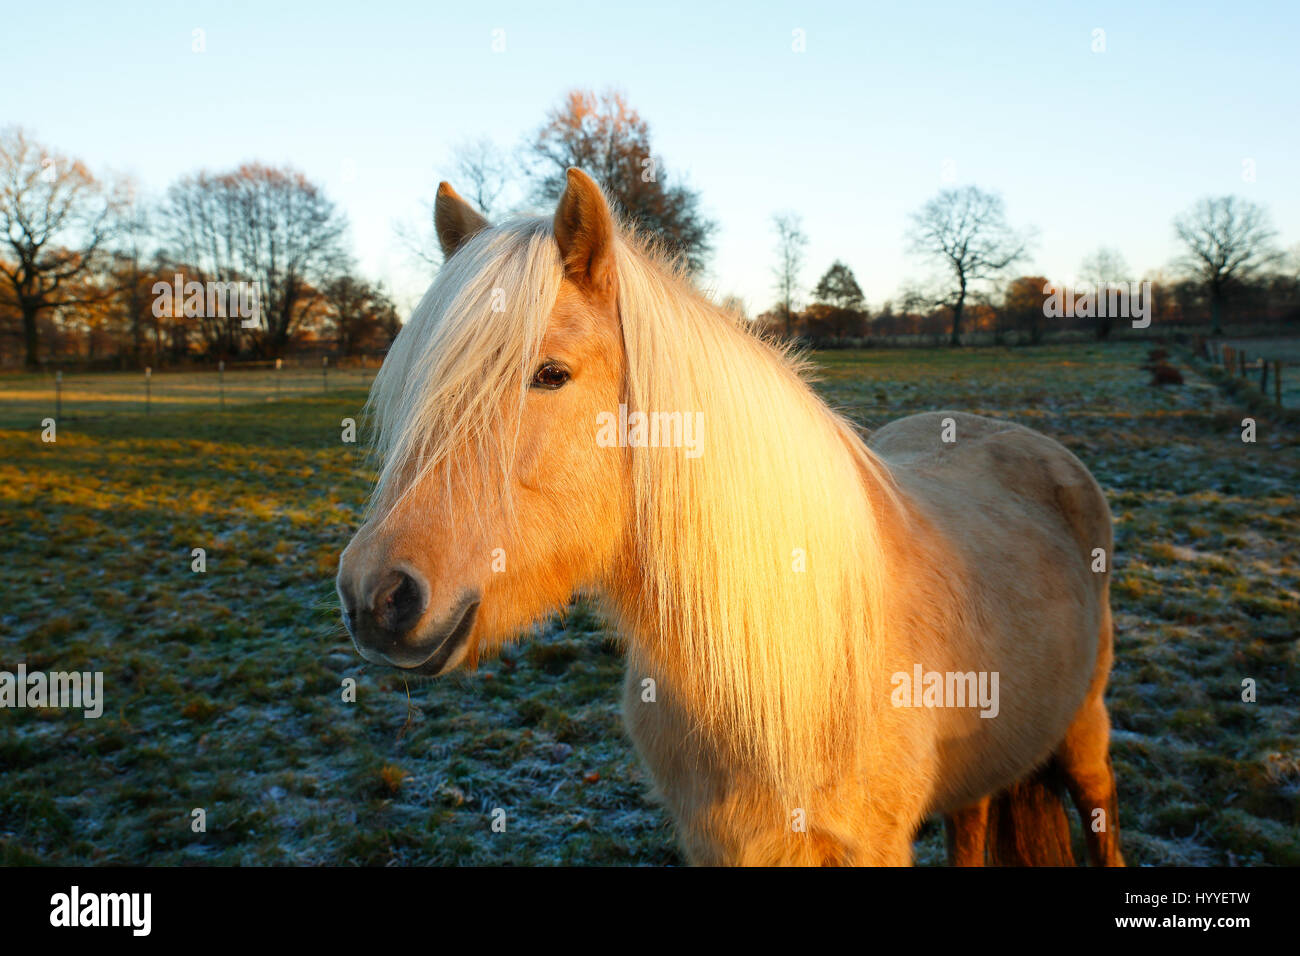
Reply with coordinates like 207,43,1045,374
985,758,1076,866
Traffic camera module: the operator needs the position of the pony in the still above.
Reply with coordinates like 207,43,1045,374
337,168,1124,866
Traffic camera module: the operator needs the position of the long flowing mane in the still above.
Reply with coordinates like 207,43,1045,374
613,239,900,796
367,213,901,797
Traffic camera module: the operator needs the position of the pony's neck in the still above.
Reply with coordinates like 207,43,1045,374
604,256,897,792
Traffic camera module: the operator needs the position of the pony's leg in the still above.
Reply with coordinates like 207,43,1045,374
1055,695,1125,867
854,801,922,866
859,827,915,866
944,796,991,866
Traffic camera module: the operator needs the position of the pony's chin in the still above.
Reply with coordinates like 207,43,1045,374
355,599,480,677
407,599,480,675
406,640,473,677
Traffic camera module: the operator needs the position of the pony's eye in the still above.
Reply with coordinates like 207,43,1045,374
531,362,570,390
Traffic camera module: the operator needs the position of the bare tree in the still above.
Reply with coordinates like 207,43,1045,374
451,138,510,218
391,204,441,276
0,127,123,367
107,184,160,364
393,139,511,274
1079,247,1131,340
1173,196,1279,334
771,212,807,337
163,163,350,356
907,186,1030,345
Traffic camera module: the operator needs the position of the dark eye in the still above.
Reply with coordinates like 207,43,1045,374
531,362,570,390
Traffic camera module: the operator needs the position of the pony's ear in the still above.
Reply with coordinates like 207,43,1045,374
434,182,489,260
553,168,617,303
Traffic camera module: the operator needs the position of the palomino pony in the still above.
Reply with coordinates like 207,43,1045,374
337,169,1124,866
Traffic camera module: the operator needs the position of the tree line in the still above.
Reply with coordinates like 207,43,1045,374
1,89,719,370
0,128,402,369
765,187,1298,346
5,90,1296,367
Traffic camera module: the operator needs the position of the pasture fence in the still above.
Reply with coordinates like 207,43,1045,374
1202,338,1296,409
2,357,380,430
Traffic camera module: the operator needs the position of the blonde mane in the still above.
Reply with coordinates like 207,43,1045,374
365,218,562,520
613,240,899,797
368,214,900,797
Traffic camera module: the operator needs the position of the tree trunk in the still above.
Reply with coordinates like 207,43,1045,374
949,292,965,346
130,285,145,365
22,302,40,369
1210,293,1224,336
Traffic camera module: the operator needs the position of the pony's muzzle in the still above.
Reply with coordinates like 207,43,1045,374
339,563,480,674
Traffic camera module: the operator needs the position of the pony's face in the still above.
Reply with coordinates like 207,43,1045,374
337,170,630,676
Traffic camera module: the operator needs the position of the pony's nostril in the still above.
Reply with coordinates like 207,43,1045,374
371,569,425,636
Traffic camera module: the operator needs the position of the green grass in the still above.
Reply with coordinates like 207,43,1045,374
1,342,1296,865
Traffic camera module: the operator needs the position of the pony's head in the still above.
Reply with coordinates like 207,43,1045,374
337,169,630,675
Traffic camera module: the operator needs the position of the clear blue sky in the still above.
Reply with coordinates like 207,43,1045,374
4,0,1297,316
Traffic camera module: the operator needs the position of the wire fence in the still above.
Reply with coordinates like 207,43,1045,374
1204,338,1300,409
0,359,379,429
7,339,1297,429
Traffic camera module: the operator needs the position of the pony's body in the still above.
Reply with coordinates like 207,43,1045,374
339,170,1123,866
624,410,1117,865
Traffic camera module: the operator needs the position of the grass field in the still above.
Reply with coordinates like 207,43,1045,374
1,342,1297,865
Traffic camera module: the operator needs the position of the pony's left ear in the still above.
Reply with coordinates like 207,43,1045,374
553,168,617,304
435,182,489,260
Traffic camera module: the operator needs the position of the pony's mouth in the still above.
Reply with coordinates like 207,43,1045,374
403,597,480,676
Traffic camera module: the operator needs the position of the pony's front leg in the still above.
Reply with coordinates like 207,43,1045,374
855,804,923,866
770,828,914,867
754,795,920,866
857,830,916,866
706,806,916,866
